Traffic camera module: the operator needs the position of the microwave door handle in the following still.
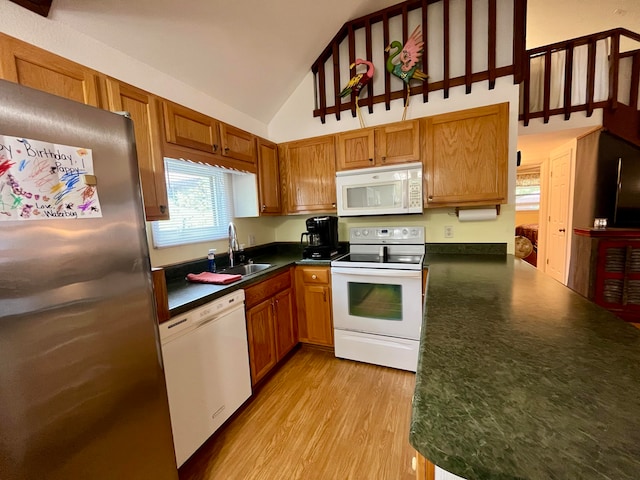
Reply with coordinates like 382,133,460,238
401,178,408,208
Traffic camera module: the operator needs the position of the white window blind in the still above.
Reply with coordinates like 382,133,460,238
515,171,541,211
151,158,233,248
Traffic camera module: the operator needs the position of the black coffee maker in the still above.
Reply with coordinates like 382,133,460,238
301,216,339,259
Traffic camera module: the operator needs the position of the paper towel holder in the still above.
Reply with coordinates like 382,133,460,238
455,205,501,217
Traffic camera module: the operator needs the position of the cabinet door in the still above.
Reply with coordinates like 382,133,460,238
424,103,508,207
246,299,277,386
279,135,337,214
295,267,334,347
105,79,169,221
594,240,640,321
375,120,420,165
0,33,100,107
257,138,282,215
162,101,220,154
303,285,334,346
220,123,256,167
335,128,375,170
274,288,296,360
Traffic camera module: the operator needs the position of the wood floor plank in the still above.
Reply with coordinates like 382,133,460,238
179,347,416,480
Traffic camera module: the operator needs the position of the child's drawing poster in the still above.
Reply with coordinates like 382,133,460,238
0,135,102,221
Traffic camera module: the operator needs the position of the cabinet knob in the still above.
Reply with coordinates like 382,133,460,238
381,156,386,163
159,205,167,213
332,203,336,208
427,196,433,202
224,146,230,153
213,144,218,152
262,204,266,211
559,228,566,233
311,274,317,280
369,158,374,163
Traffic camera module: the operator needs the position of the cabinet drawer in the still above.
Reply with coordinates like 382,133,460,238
245,270,291,308
301,267,329,284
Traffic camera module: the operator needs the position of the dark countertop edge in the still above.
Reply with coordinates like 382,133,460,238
164,242,503,318
166,255,332,318
409,253,640,480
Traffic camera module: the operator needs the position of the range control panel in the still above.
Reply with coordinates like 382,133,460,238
349,226,425,244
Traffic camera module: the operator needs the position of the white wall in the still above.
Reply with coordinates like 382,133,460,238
269,75,521,255
0,1,268,137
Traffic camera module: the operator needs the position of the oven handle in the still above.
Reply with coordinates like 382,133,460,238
331,267,422,278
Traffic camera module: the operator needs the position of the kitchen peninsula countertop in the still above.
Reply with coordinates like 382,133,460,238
410,254,640,479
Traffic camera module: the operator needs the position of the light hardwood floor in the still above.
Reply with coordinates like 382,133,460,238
179,346,417,480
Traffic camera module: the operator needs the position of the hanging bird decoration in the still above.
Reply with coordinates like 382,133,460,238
339,58,375,128
385,25,428,121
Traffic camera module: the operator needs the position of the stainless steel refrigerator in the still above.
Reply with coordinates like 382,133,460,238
0,80,179,479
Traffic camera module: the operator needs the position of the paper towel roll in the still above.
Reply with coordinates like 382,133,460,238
457,208,497,222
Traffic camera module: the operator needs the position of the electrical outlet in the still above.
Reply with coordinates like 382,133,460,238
248,234,256,246
444,225,454,238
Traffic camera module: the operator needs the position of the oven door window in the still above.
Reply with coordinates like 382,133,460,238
348,282,402,321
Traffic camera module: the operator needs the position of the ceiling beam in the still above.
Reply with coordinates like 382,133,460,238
9,0,52,17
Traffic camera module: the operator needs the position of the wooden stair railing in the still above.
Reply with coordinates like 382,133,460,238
603,47,640,146
520,28,640,131
311,0,527,123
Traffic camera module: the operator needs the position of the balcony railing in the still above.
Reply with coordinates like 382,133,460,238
520,28,640,126
311,0,527,123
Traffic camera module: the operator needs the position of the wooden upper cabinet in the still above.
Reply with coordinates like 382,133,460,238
257,138,282,215
376,120,420,165
220,123,256,166
279,135,337,214
0,33,100,107
105,78,169,221
423,103,508,207
336,128,375,170
336,120,420,171
162,101,220,154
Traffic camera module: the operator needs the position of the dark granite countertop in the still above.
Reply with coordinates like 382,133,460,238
165,244,336,317
410,254,640,479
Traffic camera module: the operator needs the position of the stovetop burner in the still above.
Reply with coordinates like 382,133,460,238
331,226,425,271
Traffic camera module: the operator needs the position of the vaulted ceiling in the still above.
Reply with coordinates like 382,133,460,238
43,0,640,125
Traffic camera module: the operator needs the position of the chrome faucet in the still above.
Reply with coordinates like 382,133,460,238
228,222,240,267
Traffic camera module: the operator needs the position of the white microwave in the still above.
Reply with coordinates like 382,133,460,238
335,162,423,216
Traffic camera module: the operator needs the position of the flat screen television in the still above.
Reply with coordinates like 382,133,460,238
614,156,640,228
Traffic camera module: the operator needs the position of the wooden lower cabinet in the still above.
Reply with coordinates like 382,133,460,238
245,269,297,386
414,451,435,480
295,266,334,347
246,297,278,385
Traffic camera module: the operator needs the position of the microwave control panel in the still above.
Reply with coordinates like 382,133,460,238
408,178,422,209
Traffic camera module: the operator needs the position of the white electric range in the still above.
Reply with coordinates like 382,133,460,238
330,226,425,372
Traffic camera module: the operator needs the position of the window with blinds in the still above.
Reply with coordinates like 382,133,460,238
151,158,233,248
515,171,541,211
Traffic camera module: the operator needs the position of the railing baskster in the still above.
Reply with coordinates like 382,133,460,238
311,0,527,123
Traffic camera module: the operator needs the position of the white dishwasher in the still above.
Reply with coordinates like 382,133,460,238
159,290,251,467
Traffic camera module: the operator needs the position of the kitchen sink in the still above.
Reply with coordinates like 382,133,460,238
221,263,272,276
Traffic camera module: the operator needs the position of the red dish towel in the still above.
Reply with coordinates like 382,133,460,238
186,272,242,285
